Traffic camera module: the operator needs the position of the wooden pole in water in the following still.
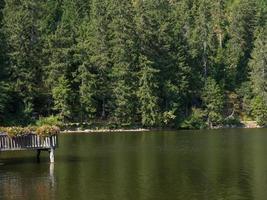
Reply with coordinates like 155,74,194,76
49,148,55,163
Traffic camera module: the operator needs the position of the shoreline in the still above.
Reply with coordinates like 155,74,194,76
60,121,263,134
61,128,150,134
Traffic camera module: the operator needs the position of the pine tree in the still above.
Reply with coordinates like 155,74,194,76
188,0,214,78
210,0,227,83
249,26,267,98
249,26,267,125
0,0,7,80
164,4,192,122
46,0,85,120
0,0,266,127
52,76,72,120
2,0,48,119
108,0,138,125
0,0,8,121
137,55,159,127
77,0,111,120
225,0,257,88
78,63,96,120
0,82,9,120
202,77,224,127
251,95,267,126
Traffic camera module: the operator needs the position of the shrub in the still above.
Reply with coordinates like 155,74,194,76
162,110,176,126
223,116,242,127
181,108,207,129
0,125,60,137
36,125,60,137
251,96,267,126
36,115,63,127
201,78,224,127
0,127,31,137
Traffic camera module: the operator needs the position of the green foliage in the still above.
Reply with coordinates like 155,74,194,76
202,78,224,127
35,115,63,127
2,0,48,118
36,125,60,137
251,95,267,126
162,110,176,127
0,82,9,116
0,127,30,137
0,0,266,129
0,125,60,137
225,0,257,87
181,108,207,130
223,116,242,127
76,0,111,120
78,66,97,119
52,76,72,120
249,26,267,98
237,82,254,118
137,55,159,127
249,25,267,126
109,0,138,124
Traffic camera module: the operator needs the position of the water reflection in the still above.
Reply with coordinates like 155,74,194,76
0,162,56,200
1,130,267,200
50,163,55,188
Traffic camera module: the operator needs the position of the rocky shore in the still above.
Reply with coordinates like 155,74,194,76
60,121,263,134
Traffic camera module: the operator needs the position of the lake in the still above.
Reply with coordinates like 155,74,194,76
1,129,267,200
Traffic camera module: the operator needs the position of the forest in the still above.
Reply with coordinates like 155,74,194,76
0,0,266,129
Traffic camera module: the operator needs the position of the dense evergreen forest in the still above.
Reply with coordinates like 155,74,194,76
0,0,266,129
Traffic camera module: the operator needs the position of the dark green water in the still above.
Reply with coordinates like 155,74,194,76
1,129,267,200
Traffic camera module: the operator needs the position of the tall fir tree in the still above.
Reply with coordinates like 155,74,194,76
2,0,48,119
0,0,266,127
46,0,86,120
225,0,257,88
77,0,111,120
0,0,8,121
210,0,227,84
249,26,267,98
137,55,159,127
201,77,224,127
249,25,267,126
188,0,214,78
108,0,138,124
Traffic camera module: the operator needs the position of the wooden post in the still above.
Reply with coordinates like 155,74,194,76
49,148,55,163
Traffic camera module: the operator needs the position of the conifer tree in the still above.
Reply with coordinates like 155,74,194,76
249,26,267,98
137,55,159,127
52,76,72,120
0,0,8,120
77,0,110,120
210,0,227,83
225,0,257,88
0,0,7,80
135,0,192,125
249,26,267,125
188,0,213,78
0,0,265,127
46,0,83,120
251,95,267,126
202,77,224,127
2,0,47,118
108,0,138,124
